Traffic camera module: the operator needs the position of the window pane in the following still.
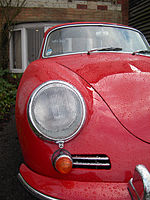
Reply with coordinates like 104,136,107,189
27,28,44,63
12,30,22,69
44,25,150,56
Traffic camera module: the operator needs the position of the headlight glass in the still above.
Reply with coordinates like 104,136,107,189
28,80,86,142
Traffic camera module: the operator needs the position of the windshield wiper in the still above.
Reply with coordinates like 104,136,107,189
132,50,150,55
87,47,122,55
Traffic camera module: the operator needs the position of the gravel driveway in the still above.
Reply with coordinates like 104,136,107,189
0,108,37,200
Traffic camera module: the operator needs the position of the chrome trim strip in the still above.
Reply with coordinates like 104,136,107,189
72,156,109,160
42,23,147,59
43,51,135,59
136,165,150,199
18,173,59,200
71,154,111,169
128,178,140,200
73,162,110,166
128,165,150,200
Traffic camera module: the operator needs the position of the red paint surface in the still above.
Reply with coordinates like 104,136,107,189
56,53,150,143
16,53,150,181
20,163,130,200
16,22,150,199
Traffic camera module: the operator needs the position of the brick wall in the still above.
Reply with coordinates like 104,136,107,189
122,0,128,25
12,0,127,25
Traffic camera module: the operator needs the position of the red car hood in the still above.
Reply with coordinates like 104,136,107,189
56,53,150,143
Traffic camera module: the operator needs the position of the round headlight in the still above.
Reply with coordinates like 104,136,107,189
28,80,86,142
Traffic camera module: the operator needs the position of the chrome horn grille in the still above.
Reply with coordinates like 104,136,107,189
71,154,111,169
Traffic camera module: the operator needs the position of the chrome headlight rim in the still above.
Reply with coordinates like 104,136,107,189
27,80,86,143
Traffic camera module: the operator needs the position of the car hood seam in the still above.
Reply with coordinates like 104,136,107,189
56,61,150,145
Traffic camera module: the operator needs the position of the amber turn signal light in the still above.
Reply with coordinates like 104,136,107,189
55,155,73,174
52,149,73,174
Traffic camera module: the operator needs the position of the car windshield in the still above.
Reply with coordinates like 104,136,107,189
43,25,150,57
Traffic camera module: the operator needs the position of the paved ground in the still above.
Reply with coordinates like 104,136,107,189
0,108,37,200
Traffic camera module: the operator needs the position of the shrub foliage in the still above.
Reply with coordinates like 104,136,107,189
0,68,22,121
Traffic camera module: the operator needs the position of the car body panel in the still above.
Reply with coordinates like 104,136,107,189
16,22,150,199
16,55,150,183
19,163,131,200
55,53,150,143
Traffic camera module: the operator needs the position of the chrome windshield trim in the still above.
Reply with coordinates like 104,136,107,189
18,173,59,200
42,23,147,59
42,50,150,59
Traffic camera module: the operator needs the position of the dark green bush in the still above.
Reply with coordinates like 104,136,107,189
0,68,22,121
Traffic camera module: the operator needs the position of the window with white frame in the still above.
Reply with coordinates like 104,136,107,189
10,28,28,73
9,22,59,73
12,30,22,69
